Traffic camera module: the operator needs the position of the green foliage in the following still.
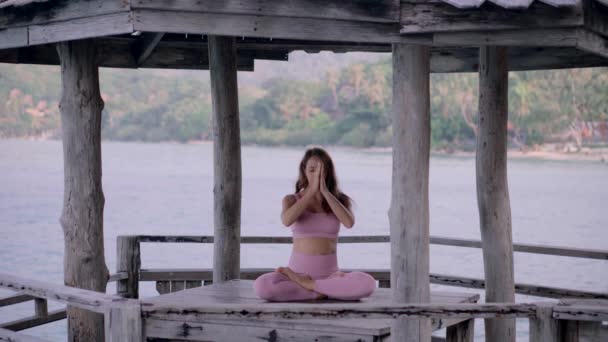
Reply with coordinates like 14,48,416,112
1,62,607,148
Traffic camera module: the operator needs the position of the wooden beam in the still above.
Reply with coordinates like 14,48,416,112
400,1,584,34
0,272,125,314
144,318,380,342
208,36,242,283
0,309,66,331
429,28,579,46
477,46,516,342
582,0,608,37
142,302,538,321
577,28,608,58
0,328,52,342
132,32,164,65
108,272,129,282
29,12,133,46
390,43,432,342
132,9,415,44
0,0,129,30
430,273,608,300
553,305,608,321
0,294,34,307
132,0,400,23
4,38,605,71
131,234,608,260
0,27,27,49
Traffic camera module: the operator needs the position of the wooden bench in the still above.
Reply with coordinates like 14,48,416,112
142,279,479,342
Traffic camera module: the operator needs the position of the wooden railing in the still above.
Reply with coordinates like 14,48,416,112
1,234,606,341
117,234,608,341
0,273,139,342
117,234,608,300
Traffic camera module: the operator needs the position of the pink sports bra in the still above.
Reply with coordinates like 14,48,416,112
290,192,340,239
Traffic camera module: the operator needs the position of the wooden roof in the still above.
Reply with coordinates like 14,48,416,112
0,0,590,9
0,0,606,72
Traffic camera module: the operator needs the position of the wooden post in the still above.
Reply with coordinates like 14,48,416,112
105,302,143,342
389,43,432,342
208,35,242,284
529,303,561,342
56,39,109,342
447,318,475,342
116,236,140,298
34,298,48,317
562,321,579,342
477,45,516,342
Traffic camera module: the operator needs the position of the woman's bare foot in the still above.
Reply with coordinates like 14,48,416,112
276,267,315,291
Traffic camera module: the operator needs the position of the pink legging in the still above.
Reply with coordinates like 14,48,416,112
253,250,376,301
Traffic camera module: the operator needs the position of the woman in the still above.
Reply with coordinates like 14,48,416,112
253,147,376,301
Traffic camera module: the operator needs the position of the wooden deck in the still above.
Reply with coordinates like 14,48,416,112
141,279,480,341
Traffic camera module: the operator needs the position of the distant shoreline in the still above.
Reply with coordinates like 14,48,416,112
3,137,607,163
364,145,608,163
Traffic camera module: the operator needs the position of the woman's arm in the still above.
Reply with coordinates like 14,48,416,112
320,164,355,228
280,192,312,227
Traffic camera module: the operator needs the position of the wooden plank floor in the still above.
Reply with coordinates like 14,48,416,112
142,279,479,340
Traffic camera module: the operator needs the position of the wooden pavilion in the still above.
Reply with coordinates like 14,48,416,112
0,0,607,341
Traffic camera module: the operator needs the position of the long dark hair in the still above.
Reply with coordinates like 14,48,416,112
295,147,352,213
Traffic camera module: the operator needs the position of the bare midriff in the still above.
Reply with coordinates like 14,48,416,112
293,237,336,255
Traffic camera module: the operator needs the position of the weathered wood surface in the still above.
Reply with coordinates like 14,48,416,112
0,294,34,307
132,9,408,44
0,272,126,314
132,32,164,65
3,40,607,72
577,29,608,58
529,303,561,342
105,301,143,342
155,281,171,295
116,236,140,299
143,281,481,340
427,28,580,47
132,0,400,23
141,281,486,341
428,273,608,300
0,309,66,331
0,0,129,30
558,319,608,342
209,35,242,284
57,39,109,342
477,46,515,342
0,27,27,49
144,302,531,321
131,234,608,260
29,12,133,46
446,318,474,342
34,298,47,317
108,272,128,282
145,318,385,342
437,0,579,9
139,268,608,300
559,299,608,306
400,1,584,33
583,0,608,37
553,305,608,321
390,43,432,342
0,328,51,342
